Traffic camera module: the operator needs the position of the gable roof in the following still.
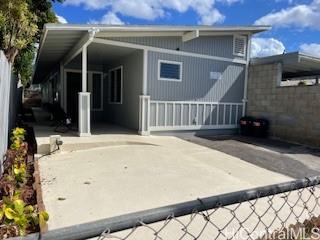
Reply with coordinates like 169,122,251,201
33,24,271,83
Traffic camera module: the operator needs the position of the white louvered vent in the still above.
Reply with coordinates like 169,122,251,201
233,36,247,57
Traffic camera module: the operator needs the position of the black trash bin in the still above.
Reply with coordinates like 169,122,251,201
252,118,269,138
239,116,254,136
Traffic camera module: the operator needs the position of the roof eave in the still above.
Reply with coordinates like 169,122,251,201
43,23,271,33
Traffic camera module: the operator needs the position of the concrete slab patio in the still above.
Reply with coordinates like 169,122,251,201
36,132,291,230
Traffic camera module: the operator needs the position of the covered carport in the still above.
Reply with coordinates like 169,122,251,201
251,52,320,86
33,26,144,136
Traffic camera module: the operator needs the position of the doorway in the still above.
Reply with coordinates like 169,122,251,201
66,72,81,122
66,70,103,123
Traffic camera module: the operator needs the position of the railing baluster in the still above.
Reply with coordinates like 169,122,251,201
180,103,183,126
209,104,212,125
196,104,199,125
216,104,219,125
155,103,158,127
229,105,232,125
203,104,206,125
223,104,226,125
172,103,175,126
235,104,239,125
164,102,167,127
188,104,191,126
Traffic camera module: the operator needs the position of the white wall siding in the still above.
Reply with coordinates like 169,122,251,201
0,51,12,171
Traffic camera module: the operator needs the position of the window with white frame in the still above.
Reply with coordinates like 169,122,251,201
158,60,182,82
109,66,123,104
233,35,247,57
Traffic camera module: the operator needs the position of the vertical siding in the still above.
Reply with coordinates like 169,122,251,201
107,36,246,60
104,50,143,130
0,51,12,172
147,51,245,103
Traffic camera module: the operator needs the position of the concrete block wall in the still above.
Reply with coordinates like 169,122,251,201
247,62,320,147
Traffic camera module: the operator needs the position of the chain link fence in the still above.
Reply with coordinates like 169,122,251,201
13,176,320,240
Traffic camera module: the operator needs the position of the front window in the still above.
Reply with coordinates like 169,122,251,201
158,60,182,82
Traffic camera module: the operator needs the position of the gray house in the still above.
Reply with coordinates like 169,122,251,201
33,24,269,136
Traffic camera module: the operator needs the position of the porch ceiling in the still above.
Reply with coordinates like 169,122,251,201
69,42,137,66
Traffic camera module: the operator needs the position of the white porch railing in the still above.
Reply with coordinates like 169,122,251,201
149,100,243,131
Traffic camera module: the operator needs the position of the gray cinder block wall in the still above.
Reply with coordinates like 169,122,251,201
247,63,320,147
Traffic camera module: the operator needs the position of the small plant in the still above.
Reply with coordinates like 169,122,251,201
0,127,49,238
0,198,48,236
13,163,27,185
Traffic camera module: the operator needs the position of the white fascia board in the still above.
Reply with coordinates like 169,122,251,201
182,30,199,42
44,23,271,33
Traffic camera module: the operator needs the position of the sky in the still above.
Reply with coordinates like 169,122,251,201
53,0,320,58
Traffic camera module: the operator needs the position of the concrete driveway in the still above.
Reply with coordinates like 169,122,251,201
38,133,290,230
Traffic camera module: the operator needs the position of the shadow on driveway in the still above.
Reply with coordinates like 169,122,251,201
178,134,320,179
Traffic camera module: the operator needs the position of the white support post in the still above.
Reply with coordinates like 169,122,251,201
82,46,87,92
139,49,150,136
78,45,91,136
242,34,252,117
139,95,150,136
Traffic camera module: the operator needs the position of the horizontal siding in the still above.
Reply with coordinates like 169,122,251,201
107,36,246,60
147,51,245,103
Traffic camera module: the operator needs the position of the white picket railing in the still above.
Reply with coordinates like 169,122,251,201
149,100,243,131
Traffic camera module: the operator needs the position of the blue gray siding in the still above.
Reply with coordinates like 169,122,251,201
104,50,143,130
147,51,245,103
106,36,246,60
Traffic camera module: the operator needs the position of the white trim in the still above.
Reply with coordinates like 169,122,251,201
242,34,251,116
182,30,199,42
78,92,91,136
43,24,271,34
93,38,247,65
82,45,88,92
150,125,239,131
158,60,183,82
150,100,243,105
108,66,123,104
233,35,247,57
142,49,148,95
139,95,151,135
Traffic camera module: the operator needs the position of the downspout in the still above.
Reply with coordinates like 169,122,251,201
81,28,100,93
242,33,252,116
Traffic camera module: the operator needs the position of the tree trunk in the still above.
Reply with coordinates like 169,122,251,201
4,48,19,63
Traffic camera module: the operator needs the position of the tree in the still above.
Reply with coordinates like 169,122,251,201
0,0,38,63
14,45,36,86
27,0,64,40
0,0,64,85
